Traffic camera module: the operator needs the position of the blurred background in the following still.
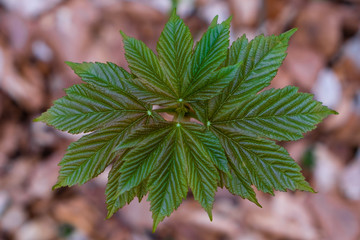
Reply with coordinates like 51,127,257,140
0,0,359,239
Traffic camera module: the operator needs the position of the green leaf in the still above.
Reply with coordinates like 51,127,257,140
227,34,248,66
220,169,260,207
121,32,176,104
115,122,221,227
35,12,338,232
181,123,220,218
184,64,240,101
183,123,229,175
116,122,186,230
35,62,155,133
212,126,314,195
191,100,209,124
53,115,154,189
157,11,193,97
106,156,148,218
212,86,337,141
209,15,219,29
148,126,188,231
36,84,149,134
182,18,231,99
65,62,131,89
116,123,174,194
206,29,296,121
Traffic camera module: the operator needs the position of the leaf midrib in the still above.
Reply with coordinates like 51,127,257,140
185,26,228,96
213,126,274,186
213,110,330,124
60,115,148,183
167,19,184,97
120,127,176,192
54,109,146,117
210,37,286,121
156,133,182,216
78,71,151,110
211,126,298,185
129,44,178,99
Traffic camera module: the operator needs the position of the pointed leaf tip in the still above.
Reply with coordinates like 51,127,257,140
330,109,339,115
52,183,62,190
222,16,232,26
209,15,219,28
64,61,77,68
120,30,129,39
106,211,114,219
254,200,262,208
152,224,157,233
33,112,49,123
207,209,213,221
282,28,297,40
33,116,42,122
152,217,162,232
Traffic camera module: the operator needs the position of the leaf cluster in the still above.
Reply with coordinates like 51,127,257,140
36,12,336,231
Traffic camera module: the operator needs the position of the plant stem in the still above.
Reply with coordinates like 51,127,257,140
171,0,178,12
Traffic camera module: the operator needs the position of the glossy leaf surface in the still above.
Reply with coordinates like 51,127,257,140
36,12,336,231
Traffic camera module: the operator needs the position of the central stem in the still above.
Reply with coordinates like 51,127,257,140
174,99,189,122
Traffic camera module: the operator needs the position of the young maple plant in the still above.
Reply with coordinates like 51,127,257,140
36,12,336,231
